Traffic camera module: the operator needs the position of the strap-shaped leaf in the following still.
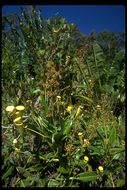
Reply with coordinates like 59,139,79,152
2,166,14,180
76,95,94,104
108,126,116,147
70,171,98,182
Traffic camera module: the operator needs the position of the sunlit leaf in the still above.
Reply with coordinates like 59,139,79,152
48,179,59,187
70,171,98,182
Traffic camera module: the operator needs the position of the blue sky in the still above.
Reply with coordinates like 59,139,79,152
2,5,125,35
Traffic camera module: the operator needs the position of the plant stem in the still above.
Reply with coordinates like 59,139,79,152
110,172,115,187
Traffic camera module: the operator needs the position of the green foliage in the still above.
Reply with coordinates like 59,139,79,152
2,6,125,187
70,171,98,182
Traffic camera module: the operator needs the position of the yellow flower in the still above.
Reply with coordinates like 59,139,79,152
83,139,90,147
13,139,18,144
75,106,83,118
15,148,21,153
10,129,13,133
13,117,22,124
6,105,15,112
65,55,70,64
57,96,61,100
78,132,83,144
96,105,101,110
15,123,24,127
98,166,104,172
66,105,73,113
84,156,89,163
78,132,83,136
16,105,25,111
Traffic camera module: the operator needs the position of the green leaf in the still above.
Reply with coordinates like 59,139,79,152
75,95,94,104
63,119,73,135
108,126,116,147
74,84,87,89
89,145,104,156
39,152,58,163
75,152,84,160
104,84,114,93
25,164,43,172
48,179,59,187
33,88,41,94
96,127,105,140
2,166,14,180
57,166,69,174
70,171,98,182
73,140,80,145
116,179,125,187
21,180,26,187
112,153,121,160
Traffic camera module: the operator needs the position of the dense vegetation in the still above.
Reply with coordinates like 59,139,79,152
2,6,125,187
